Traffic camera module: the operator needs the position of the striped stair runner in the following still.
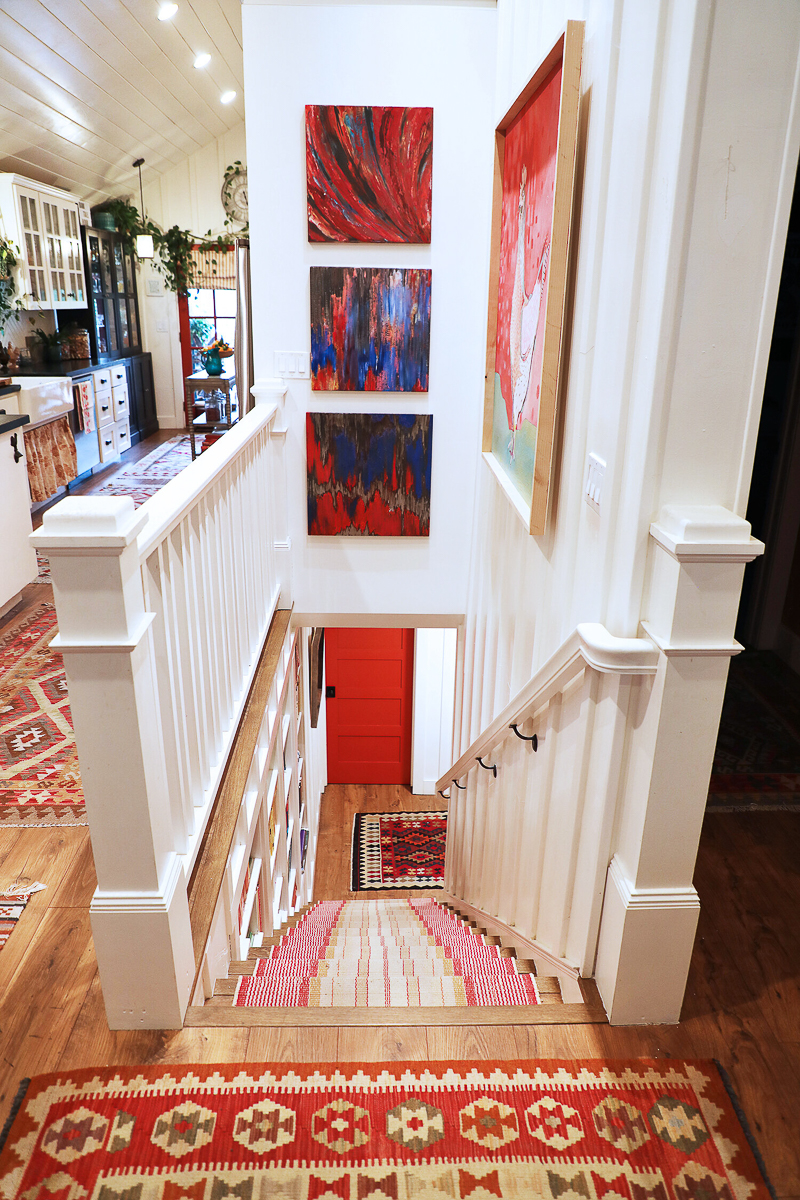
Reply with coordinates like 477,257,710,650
234,898,541,1008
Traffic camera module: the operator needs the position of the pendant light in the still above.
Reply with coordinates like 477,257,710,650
133,158,154,259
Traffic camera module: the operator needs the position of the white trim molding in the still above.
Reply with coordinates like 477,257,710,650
596,856,701,1025
649,504,765,563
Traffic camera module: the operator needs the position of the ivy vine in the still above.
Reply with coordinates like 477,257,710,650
0,236,23,334
98,196,237,297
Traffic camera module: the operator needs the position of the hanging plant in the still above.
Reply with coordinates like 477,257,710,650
96,197,236,296
0,236,23,334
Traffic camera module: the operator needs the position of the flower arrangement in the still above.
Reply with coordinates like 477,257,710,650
207,337,234,357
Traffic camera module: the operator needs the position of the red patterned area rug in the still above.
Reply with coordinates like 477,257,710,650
95,436,193,506
0,1061,773,1199
709,650,800,810
0,604,86,825
352,811,446,890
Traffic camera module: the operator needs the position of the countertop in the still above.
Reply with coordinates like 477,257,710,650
0,384,22,399
0,412,31,435
2,360,97,378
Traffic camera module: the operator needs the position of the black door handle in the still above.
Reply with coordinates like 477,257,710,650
326,686,335,698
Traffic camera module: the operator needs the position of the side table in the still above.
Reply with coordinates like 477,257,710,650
184,372,238,460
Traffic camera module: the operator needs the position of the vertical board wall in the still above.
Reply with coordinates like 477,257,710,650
241,2,497,623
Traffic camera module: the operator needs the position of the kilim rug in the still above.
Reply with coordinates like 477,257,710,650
0,603,85,825
0,882,46,953
0,1060,774,1199
709,650,800,810
95,437,193,505
352,811,447,891
234,898,541,1007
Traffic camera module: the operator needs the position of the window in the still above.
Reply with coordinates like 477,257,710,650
187,287,236,373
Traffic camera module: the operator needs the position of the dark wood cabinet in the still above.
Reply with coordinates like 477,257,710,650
126,353,158,445
83,226,142,362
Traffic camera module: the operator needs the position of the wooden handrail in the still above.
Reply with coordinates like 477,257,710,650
436,622,658,793
187,607,292,988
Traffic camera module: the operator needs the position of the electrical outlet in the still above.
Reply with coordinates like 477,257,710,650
274,351,310,379
584,452,605,513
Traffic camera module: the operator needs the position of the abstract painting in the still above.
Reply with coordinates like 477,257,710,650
483,23,584,535
306,105,433,243
310,266,431,392
306,412,432,536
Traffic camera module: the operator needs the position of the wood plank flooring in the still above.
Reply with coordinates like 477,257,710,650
0,809,798,1193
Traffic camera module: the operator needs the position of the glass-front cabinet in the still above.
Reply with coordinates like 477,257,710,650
0,176,87,310
86,228,142,360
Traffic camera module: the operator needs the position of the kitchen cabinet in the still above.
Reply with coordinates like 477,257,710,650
0,175,87,311
0,415,38,616
84,227,141,360
125,353,158,445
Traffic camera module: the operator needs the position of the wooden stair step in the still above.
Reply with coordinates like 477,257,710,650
186,1003,607,1027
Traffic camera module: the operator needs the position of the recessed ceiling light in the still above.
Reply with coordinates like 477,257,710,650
157,3,178,20
194,52,211,69
220,90,236,105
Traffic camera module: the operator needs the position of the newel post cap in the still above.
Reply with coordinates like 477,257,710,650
31,496,148,551
649,504,765,563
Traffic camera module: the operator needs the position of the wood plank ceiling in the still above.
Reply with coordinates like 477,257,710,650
0,0,244,207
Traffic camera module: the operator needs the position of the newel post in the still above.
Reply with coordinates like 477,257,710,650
31,497,195,1029
594,505,764,1024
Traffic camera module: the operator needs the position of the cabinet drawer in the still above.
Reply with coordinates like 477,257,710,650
94,369,112,393
114,419,131,456
95,392,114,427
110,365,127,389
112,385,129,421
98,425,117,462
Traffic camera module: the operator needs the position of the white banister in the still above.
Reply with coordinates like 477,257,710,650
32,404,281,1029
436,624,658,793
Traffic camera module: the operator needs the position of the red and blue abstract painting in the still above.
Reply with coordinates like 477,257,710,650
306,412,432,536
310,266,431,392
306,105,433,243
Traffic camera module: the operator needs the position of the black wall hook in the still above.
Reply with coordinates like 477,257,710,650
452,779,466,790
510,723,538,750
476,756,497,777
438,788,450,799
10,433,22,464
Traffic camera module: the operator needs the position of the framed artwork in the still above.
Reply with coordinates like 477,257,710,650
483,21,584,535
306,105,433,243
306,412,433,536
310,266,431,392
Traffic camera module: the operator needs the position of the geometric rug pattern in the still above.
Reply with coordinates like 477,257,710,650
234,898,541,1007
0,1060,773,1199
96,436,193,506
709,649,800,810
0,604,85,823
0,887,36,954
352,812,447,890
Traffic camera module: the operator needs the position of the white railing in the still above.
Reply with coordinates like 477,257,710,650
438,624,659,981
32,398,281,1029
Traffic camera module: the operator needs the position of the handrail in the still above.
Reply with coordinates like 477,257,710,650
436,622,658,793
137,403,277,558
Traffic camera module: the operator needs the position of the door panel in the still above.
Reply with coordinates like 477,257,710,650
326,627,414,784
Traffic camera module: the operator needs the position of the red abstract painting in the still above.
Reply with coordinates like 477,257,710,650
306,106,433,243
306,413,432,537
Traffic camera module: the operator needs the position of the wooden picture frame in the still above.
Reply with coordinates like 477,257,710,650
482,21,584,535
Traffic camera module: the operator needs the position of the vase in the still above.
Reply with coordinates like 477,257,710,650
203,348,224,376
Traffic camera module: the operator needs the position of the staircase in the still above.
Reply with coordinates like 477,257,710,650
185,897,607,1026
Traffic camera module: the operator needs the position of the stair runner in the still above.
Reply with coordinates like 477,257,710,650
234,898,541,1008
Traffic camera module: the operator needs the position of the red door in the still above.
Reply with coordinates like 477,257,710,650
325,628,414,784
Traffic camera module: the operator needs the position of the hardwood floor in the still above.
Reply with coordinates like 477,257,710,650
0,804,797,1193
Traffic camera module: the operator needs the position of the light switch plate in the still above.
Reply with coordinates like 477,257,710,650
146,279,163,296
156,319,168,333
274,351,310,379
585,452,606,513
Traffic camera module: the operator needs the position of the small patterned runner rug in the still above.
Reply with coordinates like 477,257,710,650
96,436,193,505
352,810,447,890
0,604,85,825
0,882,46,953
235,898,540,1007
0,1060,773,1199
